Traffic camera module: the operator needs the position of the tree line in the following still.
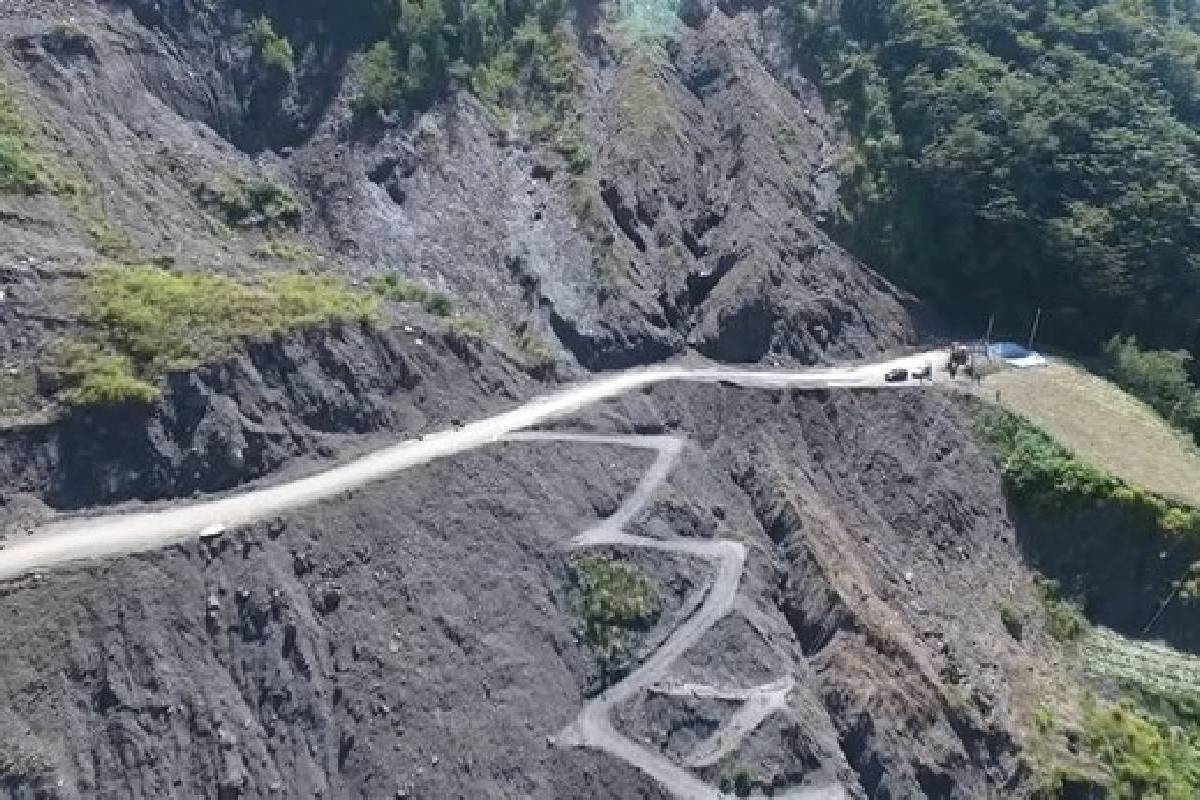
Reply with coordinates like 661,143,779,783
783,0,1200,358
246,0,570,108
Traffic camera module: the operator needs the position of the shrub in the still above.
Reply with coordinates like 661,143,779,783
423,292,454,316
516,330,556,375
1037,579,1088,643
1104,335,1200,443
198,174,302,229
247,16,295,76
733,769,753,797
999,604,1024,641
0,86,73,196
51,265,378,406
571,555,661,666
369,274,428,303
369,274,454,316
1034,704,1056,735
355,41,401,112
1084,700,1200,799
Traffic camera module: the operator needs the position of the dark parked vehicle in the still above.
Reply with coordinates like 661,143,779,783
884,368,909,383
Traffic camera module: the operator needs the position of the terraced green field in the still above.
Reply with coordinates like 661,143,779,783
1083,628,1200,700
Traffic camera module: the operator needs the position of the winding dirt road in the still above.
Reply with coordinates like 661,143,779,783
0,350,943,798
519,432,843,800
0,350,942,582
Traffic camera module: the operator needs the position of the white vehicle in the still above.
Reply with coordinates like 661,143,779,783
199,523,227,539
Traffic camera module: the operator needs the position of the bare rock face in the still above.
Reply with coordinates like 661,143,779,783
0,0,916,379
0,385,1055,800
0,2,1057,800
0,324,533,509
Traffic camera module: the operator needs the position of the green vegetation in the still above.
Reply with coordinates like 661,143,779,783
784,0,1200,353
1084,629,1200,716
357,41,402,112
1104,335,1200,444
617,0,681,42
1034,703,1056,735
0,82,73,196
515,329,556,374
1036,578,1088,643
986,360,1200,506
718,768,755,797
247,15,295,77
337,0,573,110
976,405,1200,540
369,274,454,316
447,313,491,339
1082,699,1200,799
87,220,136,260
51,265,378,406
197,174,302,229
571,554,661,667
999,603,1025,640
253,237,314,263
1072,629,1200,798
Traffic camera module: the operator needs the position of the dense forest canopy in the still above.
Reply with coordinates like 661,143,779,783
246,0,572,105
783,0,1200,354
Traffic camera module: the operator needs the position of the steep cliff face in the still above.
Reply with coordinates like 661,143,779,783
0,0,916,394
0,3,1081,800
0,324,533,511
0,386,1063,800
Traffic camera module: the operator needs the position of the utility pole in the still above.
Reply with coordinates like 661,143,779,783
984,313,995,361
1027,307,1042,351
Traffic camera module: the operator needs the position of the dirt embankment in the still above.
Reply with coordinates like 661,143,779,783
0,324,534,512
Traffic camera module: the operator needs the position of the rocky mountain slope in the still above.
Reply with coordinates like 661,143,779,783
0,1,1149,799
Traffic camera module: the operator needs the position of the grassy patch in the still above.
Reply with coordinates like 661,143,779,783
515,330,556,375
369,274,454,316
253,237,314,263
1034,703,1056,735
1082,699,1200,799
983,360,1200,507
571,555,661,667
0,82,75,196
1036,578,1088,643
198,174,302,230
975,405,1200,542
49,265,378,406
447,313,491,340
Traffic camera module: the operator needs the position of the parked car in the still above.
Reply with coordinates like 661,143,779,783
884,368,909,383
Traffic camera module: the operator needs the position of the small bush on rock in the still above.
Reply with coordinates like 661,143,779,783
247,16,295,76
198,174,302,229
571,555,661,668
0,84,74,196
